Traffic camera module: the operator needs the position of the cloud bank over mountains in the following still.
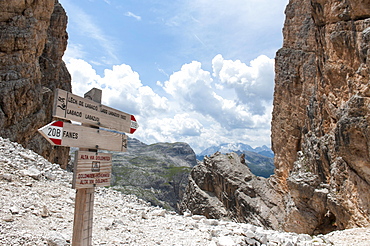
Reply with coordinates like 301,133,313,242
65,54,274,153
59,0,287,153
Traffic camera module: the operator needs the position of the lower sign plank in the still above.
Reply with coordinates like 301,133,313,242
38,121,127,152
72,151,112,189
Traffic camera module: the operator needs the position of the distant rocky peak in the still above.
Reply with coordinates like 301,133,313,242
127,137,147,150
254,145,270,152
199,143,273,157
219,143,254,153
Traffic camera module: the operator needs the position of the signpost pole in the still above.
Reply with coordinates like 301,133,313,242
40,87,137,245
72,88,102,246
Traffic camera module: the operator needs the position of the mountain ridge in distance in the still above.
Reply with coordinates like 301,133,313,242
198,142,274,159
197,143,275,178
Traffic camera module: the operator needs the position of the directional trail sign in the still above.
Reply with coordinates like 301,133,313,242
38,121,127,152
53,88,139,134
72,151,112,189
38,88,139,246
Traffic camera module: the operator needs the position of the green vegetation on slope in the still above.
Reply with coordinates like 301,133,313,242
111,139,196,211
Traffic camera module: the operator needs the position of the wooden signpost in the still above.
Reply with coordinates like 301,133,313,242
72,151,112,189
38,121,127,152
39,88,138,246
53,88,139,134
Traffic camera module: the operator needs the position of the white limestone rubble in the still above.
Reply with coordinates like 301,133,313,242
0,137,368,245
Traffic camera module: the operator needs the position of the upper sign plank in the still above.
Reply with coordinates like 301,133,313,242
53,89,138,134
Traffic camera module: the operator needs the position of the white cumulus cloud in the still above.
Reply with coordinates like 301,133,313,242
64,54,275,153
65,59,169,118
212,54,275,115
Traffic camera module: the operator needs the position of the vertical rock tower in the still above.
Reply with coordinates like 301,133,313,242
0,0,71,168
272,0,370,234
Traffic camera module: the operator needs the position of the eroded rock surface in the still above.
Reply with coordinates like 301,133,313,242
180,152,285,230
0,0,71,168
272,0,370,234
182,0,370,235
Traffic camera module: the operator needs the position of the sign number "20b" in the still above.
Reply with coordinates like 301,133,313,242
47,126,62,139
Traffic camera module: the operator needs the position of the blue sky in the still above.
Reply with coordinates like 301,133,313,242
59,0,288,153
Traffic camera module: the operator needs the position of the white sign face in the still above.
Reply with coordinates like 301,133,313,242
38,121,127,152
53,89,139,134
38,121,64,145
72,151,112,189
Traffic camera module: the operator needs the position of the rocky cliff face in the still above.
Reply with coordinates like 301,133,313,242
180,152,285,230
182,0,370,235
0,0,71,168
272,0,370,234
112,138,197,211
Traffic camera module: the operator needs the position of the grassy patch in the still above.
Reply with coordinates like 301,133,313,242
162,166,192,180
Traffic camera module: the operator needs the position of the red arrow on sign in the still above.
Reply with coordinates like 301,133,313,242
38,121,128,152
130,115,139,134
39,121,63,145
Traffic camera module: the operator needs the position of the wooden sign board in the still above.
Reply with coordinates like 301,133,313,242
53,89,138,134
72,151,112,189
38,121,127,152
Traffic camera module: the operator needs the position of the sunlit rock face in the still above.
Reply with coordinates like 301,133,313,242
272,0,370,234
0,0,71,168
180,152,286,230
182,0,370,235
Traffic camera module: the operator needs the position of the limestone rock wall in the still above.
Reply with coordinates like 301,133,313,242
0,0,71,168
182,0,370,235
272,0,370,234
180,152,286,230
